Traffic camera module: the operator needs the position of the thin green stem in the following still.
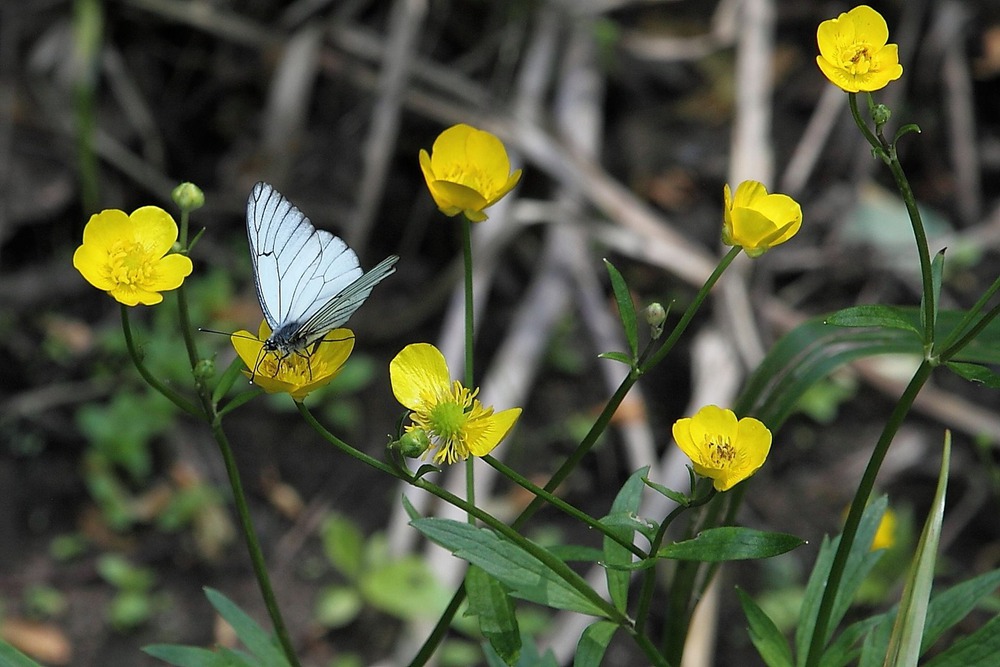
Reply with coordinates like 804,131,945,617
482,455,647,558
804,360,934,667
296,402,629,626
209,417,302,667
849,94,936,349
634,488,716,635
940,301,1000,362
461,215,476,521
120,305,201,417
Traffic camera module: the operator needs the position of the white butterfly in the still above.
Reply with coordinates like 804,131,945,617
247,181,398,357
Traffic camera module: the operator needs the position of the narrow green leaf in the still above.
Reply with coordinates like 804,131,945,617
597,351,635,366
884,434,950,667
642,476,689,505
824,306,920,335
603,467,648,612
921,568,1000,650
600,513,658,542
143,644,238,667
401,493,422,521
737,588,793,667
204,587,289,667
657,527,804,562
574,621,618,667
212,355,247,404
484,634,559,667
944,361,1000,388
466,565,521,666
893,123,921,145
411,518,608,617
546,544,605,563
923,613,1000,667
321,513,365,580
603,259,638,359
0,641,46,667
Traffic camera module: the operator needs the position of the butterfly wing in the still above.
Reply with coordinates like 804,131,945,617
247,182,363,330
296,254,399,342
247,182,397,349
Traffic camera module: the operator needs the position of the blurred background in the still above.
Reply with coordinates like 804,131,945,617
2,0,1000,664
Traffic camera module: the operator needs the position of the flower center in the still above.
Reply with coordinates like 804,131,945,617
108,241,156,286
845,44,873,75
428,399,467,443
706,437,737,468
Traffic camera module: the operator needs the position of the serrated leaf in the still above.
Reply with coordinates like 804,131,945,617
204,587,289,667
737,588,793,667
884,434,950,667
657,527,804,562
603,259,638,359
411,518,608,617
944,362,1000,388
824,306,921,335
466,565,520,665
574,621,618,667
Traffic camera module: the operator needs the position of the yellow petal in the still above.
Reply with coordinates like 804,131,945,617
390,343,452,412
130,206,179,256
847,5,889,48
431,180,489,215
81,209,132,248
465,407,522,457
232,329,266,372
430,124,476,175
147,253,194,291
731,180,769,209
736,416,772,469
465,127,512,184
485,169,523,208
72,244,116,291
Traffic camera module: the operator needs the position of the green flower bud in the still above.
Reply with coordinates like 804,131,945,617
194,358,216,381
172,182,205,212
392,429,432,458
871,104,891,128
645,302,666,339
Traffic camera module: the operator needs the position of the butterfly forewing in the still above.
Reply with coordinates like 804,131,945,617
246,182,397,354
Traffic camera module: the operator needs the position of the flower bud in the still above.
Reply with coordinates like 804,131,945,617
194,358,216,381
871,104,891,128
172,182,205,212
645,302,666,339
391,429,432,458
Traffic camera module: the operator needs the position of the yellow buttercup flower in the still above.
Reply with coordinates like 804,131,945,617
871,507,897,551
390,343,521,464
231,321,354,401
73,206,194,306
723,181,802,258
816,5,903,93
672,405,771,492
419,124,522,222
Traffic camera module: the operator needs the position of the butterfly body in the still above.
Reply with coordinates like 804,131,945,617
247,182,398,359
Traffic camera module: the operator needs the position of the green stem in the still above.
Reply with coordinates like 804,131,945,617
804,360,934,667
940,301,1000,361
634,488,716,635
408,247,741,664
209,417,302,667
482,455,647,558
296,402,629,626
849,94,936,350
119,305,201,417
461,215,476,521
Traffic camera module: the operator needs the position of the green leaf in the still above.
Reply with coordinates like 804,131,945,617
597,351,634,366
603,259,638,360
545,544,605,563
642,476,689,505
603,467,648,612
921,568,1000,650
466,565,520,665
893,123,921,145
924,249,945,333
574,621,618,667
824,306,921,336
212,355,247,404
321,513,365,580
0,641,46,667
657,527,804,562
204,587,290,667
314,585,363,629
923,613,1000,667
360,556,450,620
143,644,242,667
401,493,422,521
884,434,950,667
944,361,1000,388
410,518,609,617
484,635,559,667
737,588,793,667
795,497,888,664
